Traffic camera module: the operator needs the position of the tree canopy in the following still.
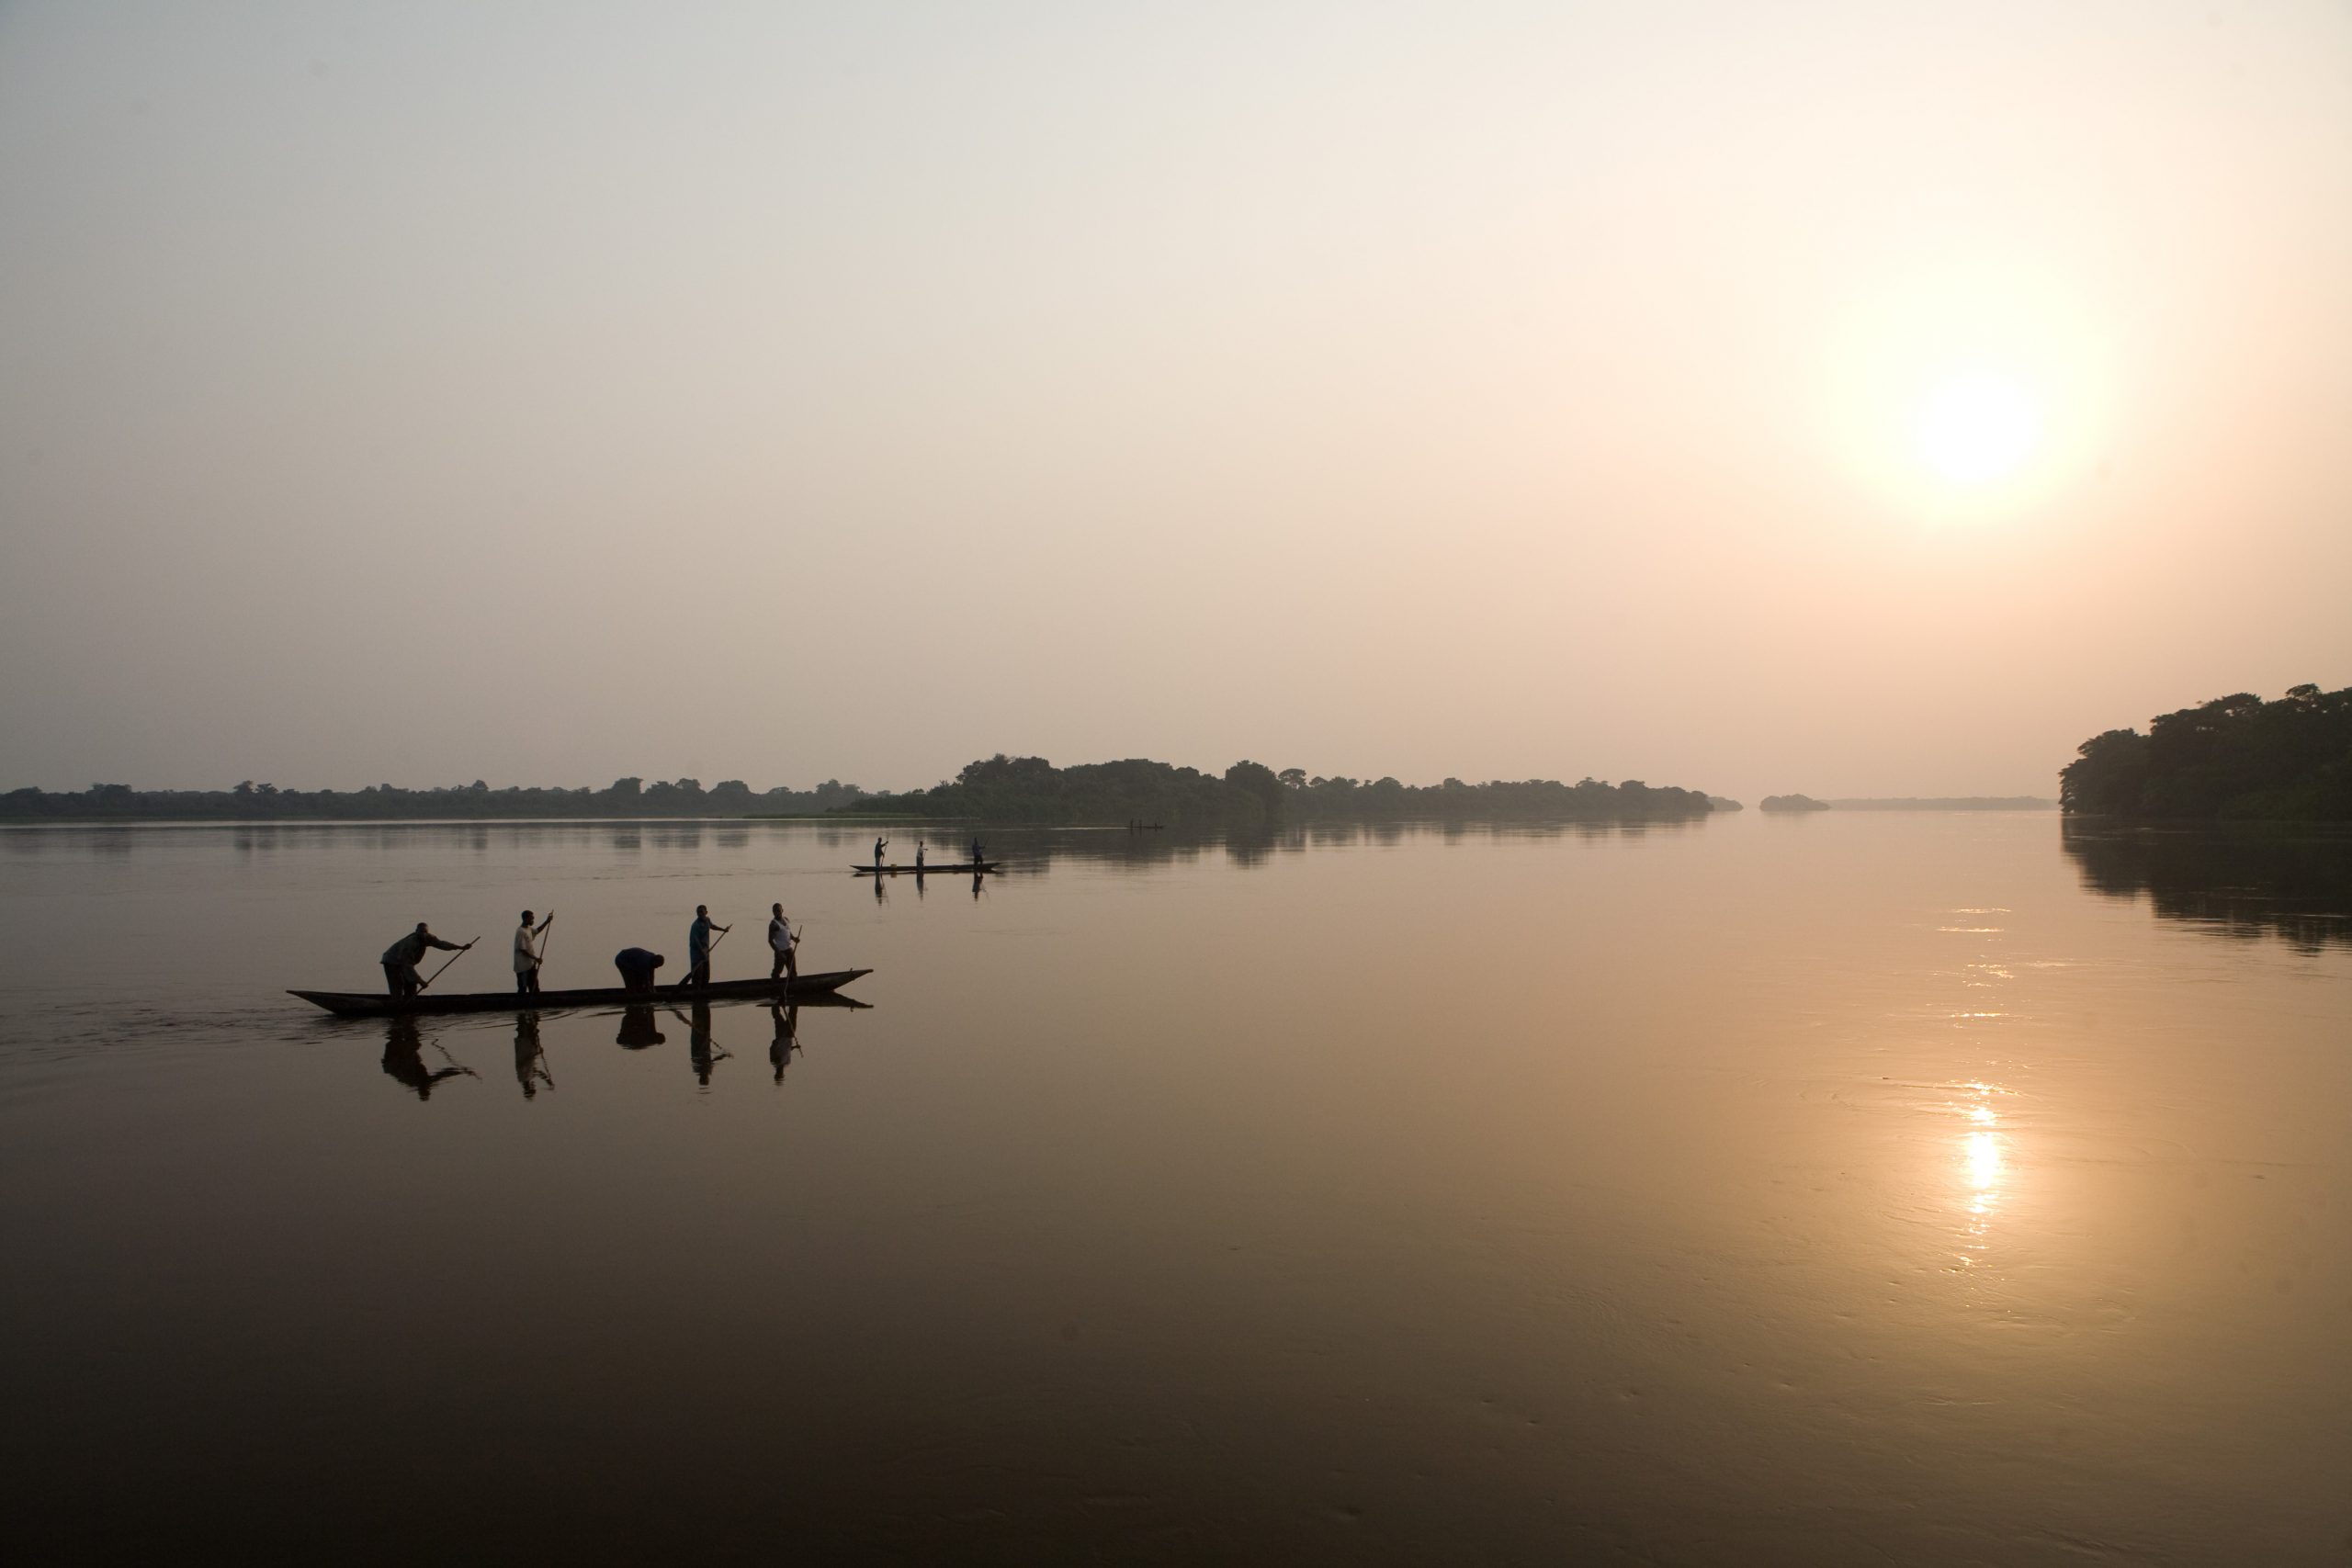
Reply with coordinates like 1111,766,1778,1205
843,755,1717,828
2059,685,2352,819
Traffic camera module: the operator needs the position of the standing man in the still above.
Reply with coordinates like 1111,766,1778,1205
514,908,553,996
686,905,730,987
382,922,467,998
873,835,889,871
767,903,798,983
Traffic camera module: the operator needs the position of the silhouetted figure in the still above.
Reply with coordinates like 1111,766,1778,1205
616,1005,665,1050
915,840,926,871
381,1018,468,1099
685,904,729,987
767,903,798,983
381,922,465,997
684,998,723,1086
513,908,553,996
615,947,665,991
874,836,889,870
769,1002,799,1083
970,835,984,864
514,1013,551,1100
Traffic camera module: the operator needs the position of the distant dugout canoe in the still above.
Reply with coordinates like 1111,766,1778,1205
852,862,1000,875
289,969,873,1018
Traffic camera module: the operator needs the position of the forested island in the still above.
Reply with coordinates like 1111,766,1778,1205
1758,794,1830,812
0,776,870,822
2061,684,2352,820
836,755,1718,829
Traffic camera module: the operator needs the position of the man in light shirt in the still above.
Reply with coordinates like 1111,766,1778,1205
514,908,553,996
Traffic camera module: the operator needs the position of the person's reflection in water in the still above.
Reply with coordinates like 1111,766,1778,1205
683,998,727,1085
616,1005,666,1051
514,1013,552,1100
381,1018,469,1100
769,1002,799,1083
872,873,886,906
971,870,985,900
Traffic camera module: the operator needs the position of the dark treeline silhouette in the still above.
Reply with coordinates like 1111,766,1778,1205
0,776,869,822
2062,820,2352,952
1824,796,2056,811
2060,684,2352,820
842,754,1717,829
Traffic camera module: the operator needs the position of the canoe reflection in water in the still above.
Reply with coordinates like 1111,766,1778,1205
514,1013,553,1100
380,1017,473,1100
616,1005,665,1051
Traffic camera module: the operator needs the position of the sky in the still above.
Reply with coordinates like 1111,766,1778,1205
2,0,2347,801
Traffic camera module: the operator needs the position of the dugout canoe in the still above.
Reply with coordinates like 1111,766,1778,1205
290,968,873,1018
852,862,1000,875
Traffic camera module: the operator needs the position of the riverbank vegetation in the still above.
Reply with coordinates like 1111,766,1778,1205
0,776,870,821
842,755,1717,829
2060,685,2352,820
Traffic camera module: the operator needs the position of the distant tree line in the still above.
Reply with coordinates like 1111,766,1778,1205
843,755,1717,829
2060,685,2352,820
0,776,870,821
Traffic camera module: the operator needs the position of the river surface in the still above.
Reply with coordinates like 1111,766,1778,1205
3,813,2347,1564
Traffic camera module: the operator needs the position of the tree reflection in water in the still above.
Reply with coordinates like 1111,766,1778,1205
2062,822,2352,951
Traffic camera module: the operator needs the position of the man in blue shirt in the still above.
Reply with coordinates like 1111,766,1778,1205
686,906,730,987
614,947,665,991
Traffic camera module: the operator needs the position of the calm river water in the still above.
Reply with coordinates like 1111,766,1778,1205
3,813,2347,1564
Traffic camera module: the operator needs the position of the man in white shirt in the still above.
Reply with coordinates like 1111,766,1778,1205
768,903,798,983
514,908,553,996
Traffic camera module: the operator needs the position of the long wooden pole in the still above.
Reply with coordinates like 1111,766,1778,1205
417,940,478,993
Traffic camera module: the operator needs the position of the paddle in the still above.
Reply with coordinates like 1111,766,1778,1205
780,920,809,987
534,912,554,973
428,1034,480,1078
416,940,478,994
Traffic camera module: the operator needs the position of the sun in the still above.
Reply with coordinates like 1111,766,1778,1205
1915,371,2042,487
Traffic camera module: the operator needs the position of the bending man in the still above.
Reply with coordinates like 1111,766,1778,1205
614,947,665,992
381,922,467,998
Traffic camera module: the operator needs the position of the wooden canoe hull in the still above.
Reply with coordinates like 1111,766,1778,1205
852,862,999,874
289,968,873,1018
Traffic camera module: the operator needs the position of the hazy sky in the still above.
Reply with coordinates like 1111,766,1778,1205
3,1,2347,800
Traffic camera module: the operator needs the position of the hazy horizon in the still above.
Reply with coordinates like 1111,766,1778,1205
5,2,2347,803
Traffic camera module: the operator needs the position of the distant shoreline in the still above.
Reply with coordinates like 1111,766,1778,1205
1822,797,2058,811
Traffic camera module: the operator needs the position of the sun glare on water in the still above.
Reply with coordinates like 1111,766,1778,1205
1915,371,2042,487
